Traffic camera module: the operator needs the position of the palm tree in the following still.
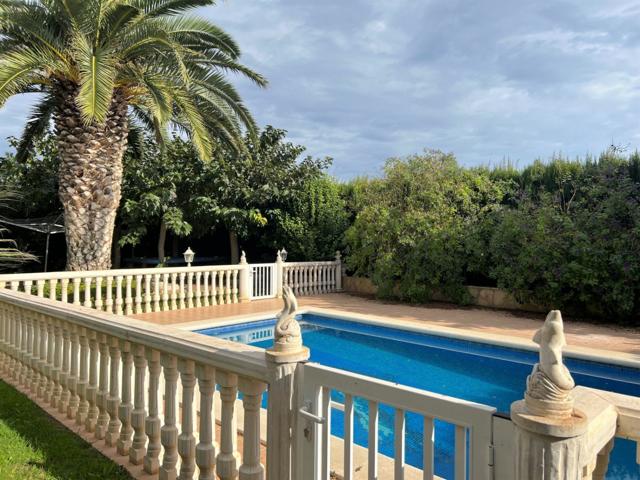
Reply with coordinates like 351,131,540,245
0,0,266,270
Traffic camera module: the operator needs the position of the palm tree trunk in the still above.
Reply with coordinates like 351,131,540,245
229,230,239,264
54,82,128,271
158,220,167,263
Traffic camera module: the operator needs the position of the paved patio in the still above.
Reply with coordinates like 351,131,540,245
132,293,640,357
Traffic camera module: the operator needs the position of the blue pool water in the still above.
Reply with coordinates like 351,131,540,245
197,314,640,480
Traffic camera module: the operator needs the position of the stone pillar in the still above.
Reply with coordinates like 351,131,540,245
510,311,618,480
238,251,251,303
265,349,309,480
265,286,310,480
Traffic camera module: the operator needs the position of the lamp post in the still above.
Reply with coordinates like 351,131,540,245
279,248,288,262
183,247,195,267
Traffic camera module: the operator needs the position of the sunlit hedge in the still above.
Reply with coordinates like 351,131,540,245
344,150,640,323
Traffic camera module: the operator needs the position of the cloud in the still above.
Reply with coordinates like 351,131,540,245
1,0,640,178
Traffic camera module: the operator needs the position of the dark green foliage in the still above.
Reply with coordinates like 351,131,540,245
345,150,640,323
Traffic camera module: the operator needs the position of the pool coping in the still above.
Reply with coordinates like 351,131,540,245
176,306,640,369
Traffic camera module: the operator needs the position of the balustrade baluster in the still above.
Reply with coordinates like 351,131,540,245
85,331,99,432
170,273,178,310
83,277,92,308
153,273,161,312
145,274,152,312
58,322,71,413
238,378,267,480
95,277,103,311
135,274,143,314
23,280,33,297
116,276,124,315
162,273,170,311
95,333,110,440
179,272,187,310
225,270,231,304
125,276,133,315
8,306,16,379
232,270,239,303
202,272,210,307
36,279,45,297
49,279,57,301
0,305,7,374
76,327,89,424
211,272,218,305
196,365,216,480
217,372,240,480
144,349,162,474
178,359,196,480
72,278,81,305
50,320,63,406
19,309,29,385
117,341,133,456
195,272,202,308
130,344,147,465
217,272,225,305
61,278,69,303
30,313,40,394
187,271,194,309
106,337,122,446
37,315,48,398
106,276,114,313
160,354,179,480
67,325,80,419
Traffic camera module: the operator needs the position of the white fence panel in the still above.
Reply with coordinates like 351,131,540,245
250,263,276,300
297,363,497,480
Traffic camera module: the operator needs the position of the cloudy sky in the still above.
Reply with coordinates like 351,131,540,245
2,0,640,178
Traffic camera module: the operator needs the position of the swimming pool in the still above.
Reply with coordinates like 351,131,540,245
197,313,640,479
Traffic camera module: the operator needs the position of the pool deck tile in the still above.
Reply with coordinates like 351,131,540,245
131,293,640,357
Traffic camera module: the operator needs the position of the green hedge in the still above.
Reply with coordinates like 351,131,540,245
345,150,640,323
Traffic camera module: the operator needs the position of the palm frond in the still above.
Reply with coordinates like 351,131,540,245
132,0,214,18
15,93,57,162
0,47,63,106
73,33,116,124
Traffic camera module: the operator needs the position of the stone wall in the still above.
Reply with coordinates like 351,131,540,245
342,276,545,313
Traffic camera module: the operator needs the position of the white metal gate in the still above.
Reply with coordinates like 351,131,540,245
249,263,277,299
296,363,497,480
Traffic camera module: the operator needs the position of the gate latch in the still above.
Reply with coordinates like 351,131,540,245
299,401,325,424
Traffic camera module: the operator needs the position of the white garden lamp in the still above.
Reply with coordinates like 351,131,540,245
280,247,288,262
183,247,195,267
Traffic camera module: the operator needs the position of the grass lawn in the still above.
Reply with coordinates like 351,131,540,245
0,380,131,479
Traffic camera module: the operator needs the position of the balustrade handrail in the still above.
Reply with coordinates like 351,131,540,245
283,261,337,267
0,288,269,381
0,263,245,283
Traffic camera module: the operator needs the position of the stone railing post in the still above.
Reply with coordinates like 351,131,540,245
266,286,309,480
275,250,284,299
510,311,618,479
334,251,342,291
238,252,251,303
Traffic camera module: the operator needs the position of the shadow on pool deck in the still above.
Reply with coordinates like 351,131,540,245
132,293,640,357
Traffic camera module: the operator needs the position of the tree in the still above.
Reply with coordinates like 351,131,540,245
118,137,195,263
0,0,266,270
190,126,329,262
